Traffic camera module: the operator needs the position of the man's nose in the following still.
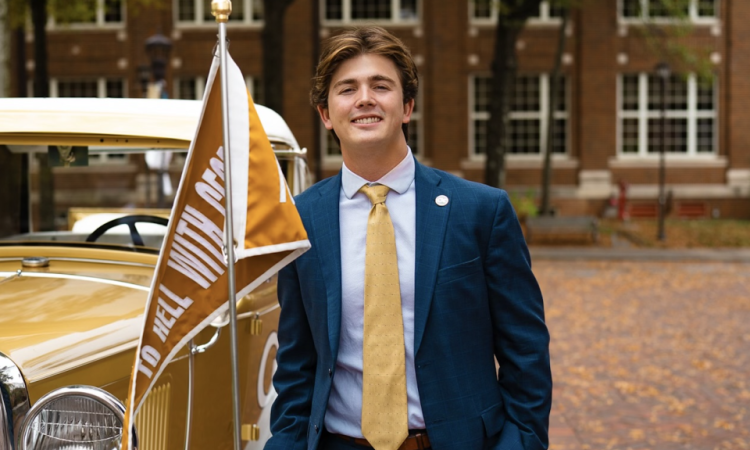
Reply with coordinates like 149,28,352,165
356,87,375,107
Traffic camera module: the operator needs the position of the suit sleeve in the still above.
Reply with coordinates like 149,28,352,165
265,259,317,450
484,191,552,450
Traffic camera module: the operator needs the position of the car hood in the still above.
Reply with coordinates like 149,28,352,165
0,246,156,382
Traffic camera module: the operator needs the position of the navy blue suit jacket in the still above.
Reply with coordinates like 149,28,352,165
266,160,551,450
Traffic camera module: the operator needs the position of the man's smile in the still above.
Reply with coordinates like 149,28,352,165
352,116,383,124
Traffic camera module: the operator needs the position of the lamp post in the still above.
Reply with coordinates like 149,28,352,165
655,61,670,242
144,32,172,99
142,32,173,208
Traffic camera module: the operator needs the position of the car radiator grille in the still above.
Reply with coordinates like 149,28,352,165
135,382,171,450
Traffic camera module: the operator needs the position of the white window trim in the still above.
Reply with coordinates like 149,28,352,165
469,0,563,26
49,77,128,98
617,0,719,25
616,73,719,158
468,73,570,161
408,107,423,156
48,0,126,30
174,0,263,28
245,76,260,103
320,120,342,168
173,76,206,99
321,0,421,26
174,76,259,101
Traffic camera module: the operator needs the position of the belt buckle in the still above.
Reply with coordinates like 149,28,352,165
410,431,427,450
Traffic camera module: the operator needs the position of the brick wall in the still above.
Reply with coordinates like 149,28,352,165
8,0,747,217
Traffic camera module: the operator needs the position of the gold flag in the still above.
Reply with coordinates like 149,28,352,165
121,52,310,449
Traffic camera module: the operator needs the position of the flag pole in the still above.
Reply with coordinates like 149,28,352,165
211,1,242,450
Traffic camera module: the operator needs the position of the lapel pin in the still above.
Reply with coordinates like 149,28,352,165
435,195,449,207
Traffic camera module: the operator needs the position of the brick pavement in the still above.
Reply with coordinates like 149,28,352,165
534,260,750,450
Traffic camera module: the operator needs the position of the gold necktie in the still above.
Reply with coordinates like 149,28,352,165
359,184,408,450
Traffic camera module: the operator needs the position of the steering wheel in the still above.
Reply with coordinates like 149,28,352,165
85,214,169,247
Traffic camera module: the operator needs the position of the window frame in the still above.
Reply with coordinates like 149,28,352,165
174,75,262,103
321,0,421,26
468,73,570,160
469,0,563,26
174,0,263,28
616,72,718,158
48,0,126,29
617,0,719,25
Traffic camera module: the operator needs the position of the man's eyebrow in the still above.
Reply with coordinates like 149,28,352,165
331,75,397,90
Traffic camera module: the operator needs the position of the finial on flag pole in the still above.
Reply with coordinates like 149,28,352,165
211,0,232,23
212,1,242,449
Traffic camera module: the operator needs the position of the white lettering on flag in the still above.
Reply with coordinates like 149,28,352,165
137,346,162,379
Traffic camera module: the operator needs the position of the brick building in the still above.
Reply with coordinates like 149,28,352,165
8,0,750,219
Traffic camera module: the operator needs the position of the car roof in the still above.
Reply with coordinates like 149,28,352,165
0,97,300,151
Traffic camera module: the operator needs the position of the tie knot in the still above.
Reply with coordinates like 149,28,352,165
359,184,390,206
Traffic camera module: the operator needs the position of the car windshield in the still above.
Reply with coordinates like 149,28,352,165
0,98,308,250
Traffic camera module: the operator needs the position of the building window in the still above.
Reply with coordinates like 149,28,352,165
50,78,126,98
174,76,262,103
176,0,263,25
471,0,563,24
618,73,717,156
246,77,264,105
323,0,420,24
50,0,124,27
619,0,718,21
470,74,568,157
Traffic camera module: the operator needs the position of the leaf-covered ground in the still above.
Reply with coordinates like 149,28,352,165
537,261,750,450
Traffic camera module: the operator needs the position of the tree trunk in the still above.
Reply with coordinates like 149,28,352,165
539,6,570,216
484,0,544,189
485,23,520,189
261,0,294,115
31,0,55,231
30,0,48,97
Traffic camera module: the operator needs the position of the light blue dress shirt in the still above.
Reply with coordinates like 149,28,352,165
324,150,425,437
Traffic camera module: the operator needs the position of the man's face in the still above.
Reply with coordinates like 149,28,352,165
318,53,414,158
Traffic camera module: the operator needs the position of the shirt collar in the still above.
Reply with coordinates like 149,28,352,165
341,148,415,199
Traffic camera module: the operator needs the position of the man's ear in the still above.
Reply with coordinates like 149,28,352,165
317,104,334,130
402,98,415,124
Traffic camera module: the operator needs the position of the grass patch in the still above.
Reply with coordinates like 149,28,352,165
604,219,750,248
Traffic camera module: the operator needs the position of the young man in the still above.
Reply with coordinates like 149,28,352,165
266,26,551,450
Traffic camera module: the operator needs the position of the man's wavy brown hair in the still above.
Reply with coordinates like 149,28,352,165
311,27,419,145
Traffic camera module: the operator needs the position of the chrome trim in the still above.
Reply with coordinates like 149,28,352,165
0,271,150,291
190,327,222,355
17,385,129,450
0,353,30,450
0,256,155,268
237,302,280,321
0,271,21,287
273,148,307,158
185,340,194,450
20,258,48,269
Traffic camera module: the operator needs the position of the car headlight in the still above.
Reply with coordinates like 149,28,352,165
18,385,134,450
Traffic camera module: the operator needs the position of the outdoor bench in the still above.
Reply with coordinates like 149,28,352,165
525,215,599,244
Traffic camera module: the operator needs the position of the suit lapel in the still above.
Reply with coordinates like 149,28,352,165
311,173,343,361
413,161,450,355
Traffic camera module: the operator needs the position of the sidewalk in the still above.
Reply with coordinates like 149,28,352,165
535,259,750,450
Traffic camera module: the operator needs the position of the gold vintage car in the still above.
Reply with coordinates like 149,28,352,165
0,97,310,449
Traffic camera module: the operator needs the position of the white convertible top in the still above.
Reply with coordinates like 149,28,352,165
0,97,300,151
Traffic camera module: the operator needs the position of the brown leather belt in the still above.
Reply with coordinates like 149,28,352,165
333,431,431,450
